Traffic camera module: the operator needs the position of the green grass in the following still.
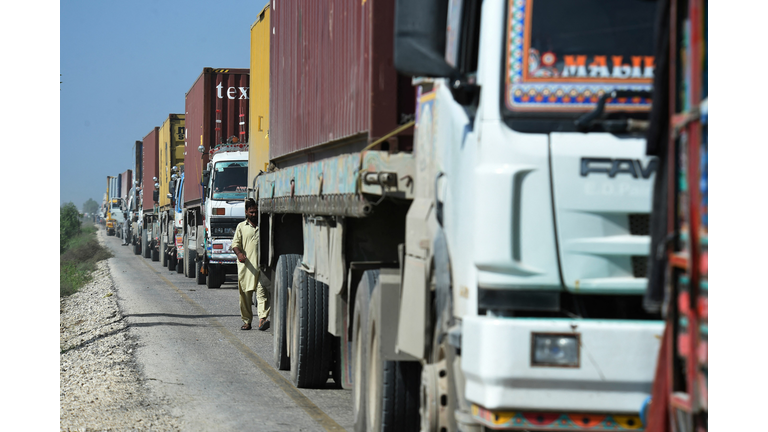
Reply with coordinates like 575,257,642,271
60,221,113,297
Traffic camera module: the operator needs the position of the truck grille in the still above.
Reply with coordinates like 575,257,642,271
628,214,650,236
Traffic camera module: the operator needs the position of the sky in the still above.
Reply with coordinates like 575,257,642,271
60,0,268,209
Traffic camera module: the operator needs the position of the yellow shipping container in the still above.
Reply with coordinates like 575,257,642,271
248,3,270,189
158,114,186,209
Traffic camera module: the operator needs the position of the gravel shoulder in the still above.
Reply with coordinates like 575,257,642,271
59,230,182,431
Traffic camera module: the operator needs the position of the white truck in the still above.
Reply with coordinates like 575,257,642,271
184,143,249,288
255,0,663,431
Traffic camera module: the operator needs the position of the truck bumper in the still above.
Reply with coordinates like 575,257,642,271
462,316,663,429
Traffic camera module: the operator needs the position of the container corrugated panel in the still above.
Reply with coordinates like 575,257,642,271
248,4,271,186
120,169,132,202
184,68,250,205
158,114,186,208
270,0,409,161
142,127,159,211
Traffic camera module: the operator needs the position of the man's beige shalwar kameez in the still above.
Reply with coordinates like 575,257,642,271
231,220,270,325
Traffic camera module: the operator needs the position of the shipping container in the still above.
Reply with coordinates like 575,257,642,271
142,127,159,211
158,114,186,208
269,0,414,162
249,4,270,183
184,68,250,205
120,169,133,202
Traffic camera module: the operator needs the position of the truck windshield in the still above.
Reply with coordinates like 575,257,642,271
502,0,657,132
211,161,248,200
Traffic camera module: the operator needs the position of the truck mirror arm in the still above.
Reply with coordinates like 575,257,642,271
575,90,652,132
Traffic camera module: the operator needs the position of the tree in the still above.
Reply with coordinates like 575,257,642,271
83,198,99,215
60,202,81,252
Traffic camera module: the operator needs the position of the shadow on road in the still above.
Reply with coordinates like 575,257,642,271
125,313,238,319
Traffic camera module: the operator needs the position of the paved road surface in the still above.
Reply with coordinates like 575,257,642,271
103,231,353,431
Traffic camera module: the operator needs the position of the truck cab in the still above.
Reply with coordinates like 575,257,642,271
395,0,663,429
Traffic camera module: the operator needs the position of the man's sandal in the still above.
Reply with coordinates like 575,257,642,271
241,323,252,330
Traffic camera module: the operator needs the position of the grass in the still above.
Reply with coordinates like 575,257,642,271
60,221,113,297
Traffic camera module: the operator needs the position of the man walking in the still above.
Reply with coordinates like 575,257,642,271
232,198,270,331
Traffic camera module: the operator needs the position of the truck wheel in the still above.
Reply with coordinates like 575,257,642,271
151,241,159,261
367,274,420,432
186,246,197,279
133,239,141,255
142,232,150,258
160,236,168,267
176,256,183,273
274,254,301,370
168,253,177,271
196,259,206,285
352,270,376,432
289,269,332,388
207,264,222,289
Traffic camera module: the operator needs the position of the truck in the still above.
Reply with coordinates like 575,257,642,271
181,68,250,288
118,169,133,240
157,114,186,273
141,127,160,261
171,170,185,274
105,175,123,236
128,140,144,255
252,1,664,431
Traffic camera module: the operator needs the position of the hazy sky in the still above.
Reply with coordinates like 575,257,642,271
60,0,267,209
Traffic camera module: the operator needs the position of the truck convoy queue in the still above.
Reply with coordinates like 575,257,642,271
97,1,709,431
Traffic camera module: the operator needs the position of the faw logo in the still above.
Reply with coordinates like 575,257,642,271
216,82,249,100
580,157,658,179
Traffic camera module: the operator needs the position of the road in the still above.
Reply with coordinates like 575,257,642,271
102,230,353,432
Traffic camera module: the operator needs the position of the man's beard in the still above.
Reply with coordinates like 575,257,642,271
247,214,257,224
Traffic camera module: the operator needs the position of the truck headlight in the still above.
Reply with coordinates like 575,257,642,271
531,333,579,367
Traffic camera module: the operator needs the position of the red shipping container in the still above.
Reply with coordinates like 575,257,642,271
142,127,159,211
184,68,250,205
269,0,413,162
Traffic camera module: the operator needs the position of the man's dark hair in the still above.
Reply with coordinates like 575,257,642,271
245,198,257,210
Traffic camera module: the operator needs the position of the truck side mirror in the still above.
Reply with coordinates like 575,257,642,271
152,190,159,203
202,170,210,187
394,0,456,78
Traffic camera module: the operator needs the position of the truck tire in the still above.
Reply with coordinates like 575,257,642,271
206,264,222,289
176,256,184,273
133,239,141,255
352,270,376,432
289,269,332,388
160,235,168,267
367,274,420,432
142,231,150,258
151,240,159,261
196,259,206,285
274,254,301,370
168,253,177,271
